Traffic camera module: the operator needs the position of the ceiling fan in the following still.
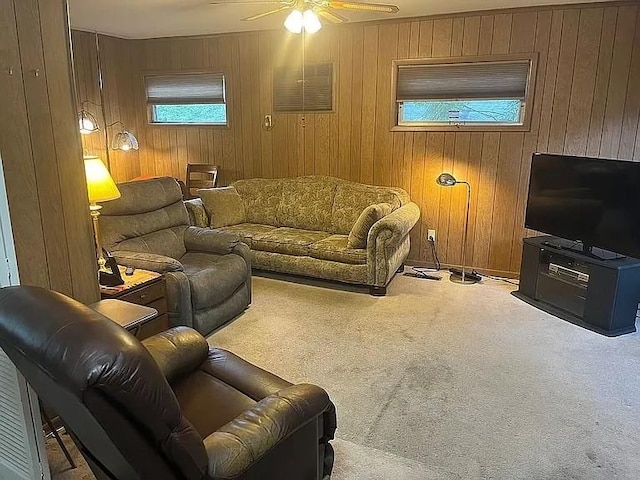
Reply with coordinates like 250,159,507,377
210,0,400,33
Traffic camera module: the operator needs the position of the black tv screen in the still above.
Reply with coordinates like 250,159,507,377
525,153,640,259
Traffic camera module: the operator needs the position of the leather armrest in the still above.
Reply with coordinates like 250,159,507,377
204,384,331,479
113,251,184,273
184,226,241,255
142,327,209,383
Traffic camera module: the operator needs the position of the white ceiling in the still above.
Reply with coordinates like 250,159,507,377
68,0,616,39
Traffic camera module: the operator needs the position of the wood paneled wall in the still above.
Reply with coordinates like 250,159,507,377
72,2,640,276
0,0,99,303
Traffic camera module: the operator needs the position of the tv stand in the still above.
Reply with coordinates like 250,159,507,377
513,236,640,336
540,239,625,261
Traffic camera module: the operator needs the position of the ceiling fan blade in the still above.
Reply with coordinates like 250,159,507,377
327,1,399,14
210,1,288,4
241,5,292,21
317,8,348,24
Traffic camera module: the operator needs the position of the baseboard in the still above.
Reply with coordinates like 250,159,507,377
404,260,519,280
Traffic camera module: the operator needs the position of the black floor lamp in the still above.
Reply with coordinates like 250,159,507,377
436,173,480,285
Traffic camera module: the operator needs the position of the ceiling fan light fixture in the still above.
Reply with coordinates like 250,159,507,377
302,9,322,33
284,9,304,33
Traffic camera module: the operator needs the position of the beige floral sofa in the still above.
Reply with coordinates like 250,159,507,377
185,176,420,295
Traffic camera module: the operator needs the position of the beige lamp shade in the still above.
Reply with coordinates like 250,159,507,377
83,156,121,204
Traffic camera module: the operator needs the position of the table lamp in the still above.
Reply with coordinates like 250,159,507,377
436,173,480,285
84,156,120,272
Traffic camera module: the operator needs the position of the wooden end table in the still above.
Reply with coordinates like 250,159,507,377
97,267,169,340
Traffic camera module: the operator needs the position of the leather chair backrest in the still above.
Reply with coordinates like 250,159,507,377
99,177,190,259
0,286,208,480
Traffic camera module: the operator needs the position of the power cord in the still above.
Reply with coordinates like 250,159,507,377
477,272,519,286
404,235,443,281
428,236,441,271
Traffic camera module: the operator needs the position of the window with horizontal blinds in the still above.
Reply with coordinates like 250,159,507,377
396,60,531,101
392,54,537,131
145,73,228,125
145,73,225,105
273,63,333,112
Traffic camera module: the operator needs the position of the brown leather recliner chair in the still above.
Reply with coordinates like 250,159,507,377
0,286,336,480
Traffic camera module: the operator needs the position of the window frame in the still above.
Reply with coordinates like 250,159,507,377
390,53,538,132
272,62,336,114
143,70,231,128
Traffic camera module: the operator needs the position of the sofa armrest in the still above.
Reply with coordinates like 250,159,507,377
366,203,420,286
184,198,209,228
203,384,332,479
113,251,184,273
184,226,242,255
367,202,420,247
142,327,209,383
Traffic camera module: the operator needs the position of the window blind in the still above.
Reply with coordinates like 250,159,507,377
273,63,333,112
396,60,531,102
145,73,226,105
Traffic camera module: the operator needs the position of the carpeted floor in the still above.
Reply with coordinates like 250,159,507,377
48,273,640,479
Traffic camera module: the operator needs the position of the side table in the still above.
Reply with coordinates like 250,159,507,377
98,267,169,340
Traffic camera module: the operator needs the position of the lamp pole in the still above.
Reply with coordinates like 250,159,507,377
459,181,471,283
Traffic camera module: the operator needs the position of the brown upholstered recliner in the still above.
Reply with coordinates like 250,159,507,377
99,177,251,336
0,286,336,480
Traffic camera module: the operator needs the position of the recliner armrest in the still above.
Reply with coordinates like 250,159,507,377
184,226,241,255
113,251,184,273
203,384,332,479
142,327,209,383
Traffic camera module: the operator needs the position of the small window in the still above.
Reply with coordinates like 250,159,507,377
145,73,227,125
273,63,333,113
392,54,537,131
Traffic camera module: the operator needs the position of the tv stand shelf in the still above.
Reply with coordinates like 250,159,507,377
513,236,640,336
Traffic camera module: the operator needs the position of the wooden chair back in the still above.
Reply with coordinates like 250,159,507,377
186,163,218,199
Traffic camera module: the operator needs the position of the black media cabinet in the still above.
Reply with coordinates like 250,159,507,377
513,236,640,336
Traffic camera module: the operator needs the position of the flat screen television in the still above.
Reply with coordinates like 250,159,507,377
525,153,640,260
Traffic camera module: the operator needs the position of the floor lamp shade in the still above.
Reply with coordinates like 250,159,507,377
84,156,120,204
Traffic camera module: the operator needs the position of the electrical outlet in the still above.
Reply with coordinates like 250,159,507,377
427,229,436,243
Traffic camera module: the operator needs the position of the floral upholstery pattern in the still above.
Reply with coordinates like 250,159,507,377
233,178,283,226
331,184,408,235
347,203,393,249
308,235,367,265
277,179,336,232
252,250,368,285
252,228,331,257
216,223,278,248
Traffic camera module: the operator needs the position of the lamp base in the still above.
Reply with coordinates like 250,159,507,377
450,273,480,284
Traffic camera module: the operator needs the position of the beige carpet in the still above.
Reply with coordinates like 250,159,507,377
49,273,640,479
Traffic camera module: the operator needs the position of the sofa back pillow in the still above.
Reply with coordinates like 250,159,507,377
232,178,283,226
278,179,336,232
347,203,393,249
332,184,406,235
198,186,246,228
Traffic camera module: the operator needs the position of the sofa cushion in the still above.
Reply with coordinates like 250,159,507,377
198,187,246,229
252,228,331,257
331,185,406,235
309,235,367,265
278,179,336,232
233,179,283,226
347,203,393,249
215,224,278,248
180,252,248,309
